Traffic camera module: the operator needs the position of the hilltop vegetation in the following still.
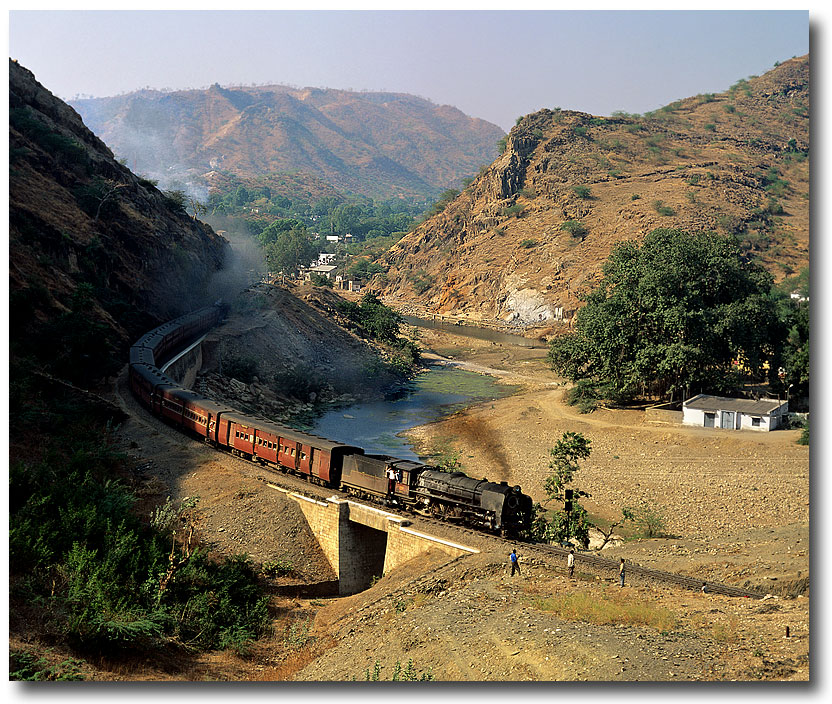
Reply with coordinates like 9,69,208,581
374,56,809,328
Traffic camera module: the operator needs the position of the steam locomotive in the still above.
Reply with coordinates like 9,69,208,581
128,304,533,537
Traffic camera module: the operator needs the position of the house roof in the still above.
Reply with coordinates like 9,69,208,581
683,394,787,415
310,265,337,273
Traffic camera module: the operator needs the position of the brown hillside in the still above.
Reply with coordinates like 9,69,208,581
374,56,809,326
9,59,229,357
71,84,505,201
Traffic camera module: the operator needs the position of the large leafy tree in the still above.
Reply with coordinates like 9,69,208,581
549,228,782,401
263,225,318,275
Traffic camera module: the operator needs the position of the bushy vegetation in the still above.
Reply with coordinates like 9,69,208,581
549,228,786,402
408,269,435,294
11,106,89,169
560,220,588,240
9,650,86,681
223,355,259,384
209,185,421,239
333,292,421,375
9,391,271,658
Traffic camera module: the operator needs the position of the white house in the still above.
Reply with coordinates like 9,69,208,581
316,252,336,266
305,264,338,280
682,394,788,431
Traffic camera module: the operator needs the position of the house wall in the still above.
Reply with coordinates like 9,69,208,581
684,404,786,431
682,407,706,427
740,413,773,431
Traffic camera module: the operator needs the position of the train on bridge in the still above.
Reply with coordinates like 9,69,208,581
128,304,534,538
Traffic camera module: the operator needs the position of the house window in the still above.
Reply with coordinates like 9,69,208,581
751,417,762,427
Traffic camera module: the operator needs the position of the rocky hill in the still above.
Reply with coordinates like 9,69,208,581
71,84,505,201
373,56,809,327
9,59,228,381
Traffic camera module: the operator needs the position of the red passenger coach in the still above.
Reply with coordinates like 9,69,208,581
221,413,257,457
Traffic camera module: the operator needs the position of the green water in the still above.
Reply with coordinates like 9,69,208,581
310,365,518,461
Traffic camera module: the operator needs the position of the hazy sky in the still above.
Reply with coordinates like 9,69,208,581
9,9,810,132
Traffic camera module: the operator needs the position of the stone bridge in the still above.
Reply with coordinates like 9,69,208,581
268,483,479,595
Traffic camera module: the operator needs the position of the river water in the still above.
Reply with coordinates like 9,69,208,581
401,315,547,348
309,365,517,461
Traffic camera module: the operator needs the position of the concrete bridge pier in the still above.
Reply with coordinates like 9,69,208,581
272,487,478,595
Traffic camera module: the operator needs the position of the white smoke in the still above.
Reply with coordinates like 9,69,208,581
202,216,268,305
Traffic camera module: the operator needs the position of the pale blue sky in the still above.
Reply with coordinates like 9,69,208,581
9,10,809,132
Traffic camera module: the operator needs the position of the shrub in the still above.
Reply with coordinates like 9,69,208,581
704,123,716,132
560,220,588,240
309,272,333,287
262,559,294,577
652,200,676,216
797,418,809,445
500,203,526,218
9,651,86,681
572,185,592,199
223,355,258,384
162,189,188,214
361,659,434,681
622,500,667,537
519,238,538,249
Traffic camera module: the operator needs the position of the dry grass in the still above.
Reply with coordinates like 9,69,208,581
528,588,677,632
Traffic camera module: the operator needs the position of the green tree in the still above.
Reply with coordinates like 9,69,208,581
548,228,782,401
783,303,809,388
532,432,593,547
330,202,364,235
264,226,318,275
357,291,401,344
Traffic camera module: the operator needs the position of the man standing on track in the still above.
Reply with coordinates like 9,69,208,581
509,548,520,577
567,549,575,578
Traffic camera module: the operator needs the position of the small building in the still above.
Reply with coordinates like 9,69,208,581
316,252,336,266
306,264,337,280
682,394,788,431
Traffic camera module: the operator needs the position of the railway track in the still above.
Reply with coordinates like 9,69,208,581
254,466,768,600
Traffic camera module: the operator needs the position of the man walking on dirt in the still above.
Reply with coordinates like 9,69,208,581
567,549,575,578
619,557,626,587
509,548,520,577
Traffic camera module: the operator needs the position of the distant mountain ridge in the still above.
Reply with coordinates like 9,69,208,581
372,55,810,327
71,84,506,200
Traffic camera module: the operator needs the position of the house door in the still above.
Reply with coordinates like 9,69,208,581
704,412,715,428
721,411,735,429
